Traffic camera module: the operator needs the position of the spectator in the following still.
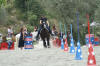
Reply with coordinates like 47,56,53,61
18,27,25,50
8,27,13,37
23,25,28,35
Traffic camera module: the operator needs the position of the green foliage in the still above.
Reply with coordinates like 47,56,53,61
27,12,37,26
0,0,100,45
0,5,8,25
0,0,7,7
26,24,34,32
14,0,26,12
95,0,100,21
14,0,46,26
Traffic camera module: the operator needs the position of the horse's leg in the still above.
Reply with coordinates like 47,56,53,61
43,39,47,48
47,38,50,48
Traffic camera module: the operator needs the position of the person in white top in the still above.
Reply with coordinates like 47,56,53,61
8,27,13,37
31,26,38,41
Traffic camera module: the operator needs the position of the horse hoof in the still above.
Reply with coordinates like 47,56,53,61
48,46,51,48
44,46,47,48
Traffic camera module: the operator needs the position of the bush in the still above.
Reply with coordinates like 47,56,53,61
26,24,34,33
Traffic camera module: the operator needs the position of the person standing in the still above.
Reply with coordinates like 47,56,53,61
18,27,25,50
8,27,13,37
31,26,38,41
52,24,58,36
23,25,28,36
34,26,38,32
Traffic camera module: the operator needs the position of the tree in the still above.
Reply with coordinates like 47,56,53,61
14,0,46,26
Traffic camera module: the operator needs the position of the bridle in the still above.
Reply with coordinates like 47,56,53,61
42,22,47,29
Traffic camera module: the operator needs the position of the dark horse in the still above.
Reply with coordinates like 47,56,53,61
40,24,50,48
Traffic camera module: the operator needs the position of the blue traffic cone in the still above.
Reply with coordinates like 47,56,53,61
70,37,75,53
75,41,82,60
61,38,64,49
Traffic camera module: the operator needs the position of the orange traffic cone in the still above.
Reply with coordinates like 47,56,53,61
64,38,68,51
87,43,96,66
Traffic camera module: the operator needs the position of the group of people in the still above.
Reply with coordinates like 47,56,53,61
0,15,58,50
0,29,16,49
17,16,53,49
0,15,72,50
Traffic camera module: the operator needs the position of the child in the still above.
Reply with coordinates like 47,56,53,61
0,36,8,50
7,34,16,49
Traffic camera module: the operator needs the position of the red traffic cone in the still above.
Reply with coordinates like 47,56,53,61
53,39,56,47
64,38,68,51
0,42,8,50
87,43,96,66
87,14,96,66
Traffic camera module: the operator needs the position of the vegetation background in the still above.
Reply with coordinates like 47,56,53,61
0,0,100,45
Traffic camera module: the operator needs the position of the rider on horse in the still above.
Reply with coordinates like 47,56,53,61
36,16,52,40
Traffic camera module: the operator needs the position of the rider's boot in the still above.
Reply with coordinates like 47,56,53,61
46,26,53,36
36,26,42,40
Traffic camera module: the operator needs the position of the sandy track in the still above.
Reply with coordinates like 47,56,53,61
0,41,100,66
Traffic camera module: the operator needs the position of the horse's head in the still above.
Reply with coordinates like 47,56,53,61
40,22,50,36
42,22,47,29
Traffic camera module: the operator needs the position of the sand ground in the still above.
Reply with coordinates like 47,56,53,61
0,40,100,66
